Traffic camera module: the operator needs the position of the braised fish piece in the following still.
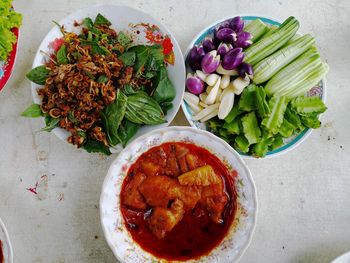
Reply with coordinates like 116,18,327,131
178,165,220,186
185,153,199,170
141,161,162,177
123,173,147,210
148,199,185,239
174,144,189,173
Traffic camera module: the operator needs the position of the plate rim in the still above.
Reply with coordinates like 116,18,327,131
100,125,258,263
181,14,327,159
0,217,13,263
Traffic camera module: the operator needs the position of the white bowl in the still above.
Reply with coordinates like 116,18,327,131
181,15,326,159
0,217,13,263
100,126,257,262
30,4,185,150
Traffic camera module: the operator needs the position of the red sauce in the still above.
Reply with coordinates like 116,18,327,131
120,142,237,261
0,240,3,263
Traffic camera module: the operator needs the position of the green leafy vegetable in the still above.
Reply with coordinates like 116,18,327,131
94,13,111,26
152,66,176,103
117,31,132,48
160,101,173,114
118,51,136,66
0,0,22,61
118,119,140,146
284,106,303,131
26,66,50,85
130,45,164,76
291,96,327,116
223,119,241,135
239,85,257,112
97,75,109,83
254,85,270,118
224,104,242,123
301,114,321,129
21,104,43,117
261,96,287,134
235,135,250,153
56,44,69,64
241,112,261,144
82,140,111,155
42,116,60,132
102,90,128,146
125,92,166,125
279,119,295,137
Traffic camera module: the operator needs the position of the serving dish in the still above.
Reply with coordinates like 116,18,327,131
181,15,326,159
29,4,185,152
100,126,257,262
0,217,13,263
331,251,350,263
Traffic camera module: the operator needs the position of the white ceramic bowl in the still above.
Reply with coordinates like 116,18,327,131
100,126,257,263
30,4,185,150
181,15,326,159
0,217,13,263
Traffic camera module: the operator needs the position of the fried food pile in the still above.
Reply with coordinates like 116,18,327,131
122,144,229,239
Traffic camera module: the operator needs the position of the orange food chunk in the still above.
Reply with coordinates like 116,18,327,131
178,165,220,186
123,173,147,210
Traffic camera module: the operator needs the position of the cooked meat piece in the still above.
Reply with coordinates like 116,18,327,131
185,153,199,170
200,176,228,224
166,152,180,177
174,144,189,173
139,176,180,207
139,175,202,210
140,161,161,177
178,165,220,186
122,173,147,210
148,199,185,239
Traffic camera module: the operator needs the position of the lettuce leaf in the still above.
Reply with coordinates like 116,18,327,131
291,96,327,116
261,96,288,134
254,85,270,118
241,112,261,144
238,84,257,112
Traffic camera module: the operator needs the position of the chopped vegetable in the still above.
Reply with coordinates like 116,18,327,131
218,87,235,119
217,42,232,57
290,96,327,115
229,16,244,33
261,96,288,134
244,19,269,42
241,112,261,144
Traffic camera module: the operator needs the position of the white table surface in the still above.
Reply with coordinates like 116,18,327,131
1,0,349,262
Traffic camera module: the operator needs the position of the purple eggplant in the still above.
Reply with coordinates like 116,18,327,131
235,32,252,48
238,62,254,78
230,16,244,33
222,48,244,70
188,45,206,71
186,74,204,95
215,27,237,43
217,42,233,57
202,37,216,52
201,50,220,74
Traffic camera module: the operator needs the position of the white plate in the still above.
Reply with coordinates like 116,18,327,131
0,217,13,263
100,126,257,263
30,4,185,151
181,15,326,159
331,251,350,263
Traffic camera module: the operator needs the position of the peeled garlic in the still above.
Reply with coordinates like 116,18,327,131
220,75,230,89
200,108,219,122
220,84,235,101
196,70,208,81
232,76,250,95
216,64,239,76
215,88,223,103
184,92,199,105
205,76,221,105
186,101,203,114
193,103,219,121
218,89,235,119
205,73,220,86
206,86,213,94
199,101,209,108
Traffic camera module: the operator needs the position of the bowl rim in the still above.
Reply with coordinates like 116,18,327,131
100,125,258,263
29,4,186,152
181,14,326,159
0,217,13,263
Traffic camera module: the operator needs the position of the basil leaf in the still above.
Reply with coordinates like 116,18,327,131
94,13,111,26
118,120,140,146
102,90,128,146
117,31,132,48
82,17,101,35
160,101,173,114
57,44,69,65
129,45,164,76
26,66,50,85
41,116,60,132
118,51,136,66
97,75,109,83
122,84,136,95
125,92,166,125
21,104,43,118
152,66,176,103
91,44,110,55
82,140,111,155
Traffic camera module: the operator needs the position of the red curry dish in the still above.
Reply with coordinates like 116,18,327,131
0,240,3,263
120,142,237,261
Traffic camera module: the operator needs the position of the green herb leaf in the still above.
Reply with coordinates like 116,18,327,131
21,104,43,118
152,66,176,104
56,44,69,64
129,45,164,76
117,31,132,48
118,51,136,66
94,13,111,26
160,101,173,114
125,92,166,125
122,84,136,95
82,140,111,155
118,119,140,146
42,116,60,132
26,66,50,85
97,75,109,83
102,90,128,146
